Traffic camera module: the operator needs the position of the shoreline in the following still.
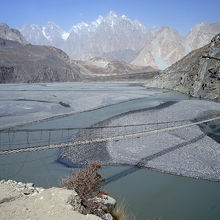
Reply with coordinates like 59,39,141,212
0,82,172,130
0,179,115,220
59,99,220,182
58,101,177,166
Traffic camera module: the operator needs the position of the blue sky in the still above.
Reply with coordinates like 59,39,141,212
1,0,220,35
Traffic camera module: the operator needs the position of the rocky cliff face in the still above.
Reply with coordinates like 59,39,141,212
185,22,220,52
145,34,220,101
132,26,186,69
20,11,152,62
0,23,27,44
21,22,68,48
65,11,151,61
0,38,83,83
20,13,220,70
132,23,220,69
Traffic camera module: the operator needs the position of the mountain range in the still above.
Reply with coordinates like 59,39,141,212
21,11,151,63
0,23,27,44
0,23,155,83
0,21,219,101
145,34,220,101
20,11,220,69
132,22,220,69
0,37,82,83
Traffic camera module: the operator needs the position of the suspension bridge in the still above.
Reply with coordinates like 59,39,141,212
0,115,219,156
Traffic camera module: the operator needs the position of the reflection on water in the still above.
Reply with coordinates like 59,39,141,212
102,166,220,220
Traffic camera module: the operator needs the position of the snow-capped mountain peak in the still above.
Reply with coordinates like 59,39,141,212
108,10,118,18
95,16,104,25
20,11,220,68
21,21,69,46
121,14,128,20
61,32,70,40
42,27,50,40
20,11,153,61
71,22,89,33
46,21,57,29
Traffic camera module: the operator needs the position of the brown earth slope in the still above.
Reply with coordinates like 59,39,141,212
74,57,159,81
0,23,158,83
0,38,84,83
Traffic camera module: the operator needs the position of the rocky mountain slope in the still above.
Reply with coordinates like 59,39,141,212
73,57,158,81
132,23,220,69
76,57,156,75
21,22,68,48
132,26,186,69
21,11,152,62
0,37,84,83
145,34,220,101
0,23,27,44
185,22,220,52
0,25,158,83
20,12,220,69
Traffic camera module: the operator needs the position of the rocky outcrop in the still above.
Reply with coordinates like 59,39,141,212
145,34,220,101
0,23,27,44
94,195,116,213
0,180,116,220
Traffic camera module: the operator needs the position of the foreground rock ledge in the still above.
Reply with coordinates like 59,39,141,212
0,180,102,220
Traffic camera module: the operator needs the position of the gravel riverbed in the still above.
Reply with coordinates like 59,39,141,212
60,99,220,182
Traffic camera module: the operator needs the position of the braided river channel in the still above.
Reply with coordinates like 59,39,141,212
0,82,220,220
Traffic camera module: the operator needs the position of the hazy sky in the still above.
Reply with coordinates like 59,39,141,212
1,0,220,35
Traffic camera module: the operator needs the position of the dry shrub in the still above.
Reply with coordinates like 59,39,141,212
112,200,162,220
112,200,135,220
61,163,107,217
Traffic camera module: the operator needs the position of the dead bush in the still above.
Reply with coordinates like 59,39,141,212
61,163,107,217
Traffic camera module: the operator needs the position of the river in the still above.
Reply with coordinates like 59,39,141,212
0,82,220,220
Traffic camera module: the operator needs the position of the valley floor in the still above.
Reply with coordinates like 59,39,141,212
1,82,220,182
60,99,220,182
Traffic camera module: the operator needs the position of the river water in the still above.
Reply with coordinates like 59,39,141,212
0,82,220,220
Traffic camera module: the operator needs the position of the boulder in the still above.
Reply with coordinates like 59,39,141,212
95,195,116,213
